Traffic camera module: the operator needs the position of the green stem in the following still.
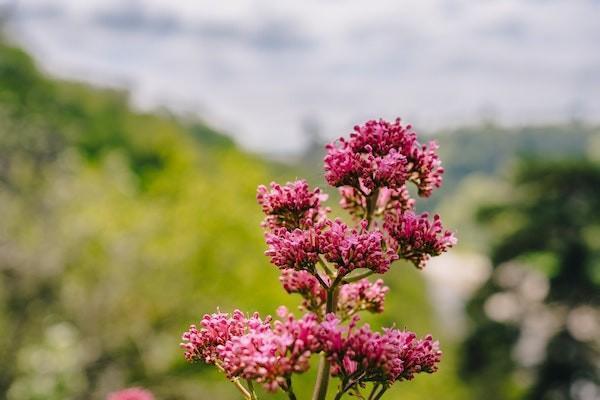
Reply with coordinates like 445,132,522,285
342,269,375,284
318,256,335,277
215,364,252,399
373,386,388,400
368,383,380,400
285,377,297,400
312,277,341,400
246,379,257,400
365,188,379,229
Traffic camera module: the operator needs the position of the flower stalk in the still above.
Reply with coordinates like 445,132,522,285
180,118,455,400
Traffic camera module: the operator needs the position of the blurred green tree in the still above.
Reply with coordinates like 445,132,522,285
460,159,600,400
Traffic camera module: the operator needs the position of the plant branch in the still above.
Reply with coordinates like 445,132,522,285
215,363,252,399
246,379,257,400
373,386,388,400
285,376,297,400
318,256,335,277
342,269,374,284
312,276,342,400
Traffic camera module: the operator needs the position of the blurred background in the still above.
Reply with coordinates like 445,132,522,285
0,1,598,399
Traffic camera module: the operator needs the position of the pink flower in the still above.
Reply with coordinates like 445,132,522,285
107,388,154,400
406,141,444,197
279,270,327,313
180,310,270,363
316,315,442,385
257,180,328,230
218,311,322,392
265,227,321,271
384,211,456,269
338,279,389,317
321,219,398,276
324,118,444,197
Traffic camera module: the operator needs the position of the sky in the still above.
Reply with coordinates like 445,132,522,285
3,0,600,153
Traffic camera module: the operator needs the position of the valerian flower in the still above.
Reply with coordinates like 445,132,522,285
324,119,443,196
180,310,271,363
316,315,442,387
264,226,322,271
338,278,389,318
320,219,398,276
218,309,322,392
257,180,328,230
280,269,327,313
384,211,457,269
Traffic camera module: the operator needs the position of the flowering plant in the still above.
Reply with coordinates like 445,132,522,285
181,118,456,399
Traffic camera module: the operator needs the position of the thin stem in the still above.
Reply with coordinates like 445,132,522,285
318,256,335,277
373,386,388,400
368,383,380,400
365,188,379,229
314,271,329,290
312,276,341,400
285,377,297,400
215,363,252,399
246,379,257,400
312,354,331,400
343,269,374,283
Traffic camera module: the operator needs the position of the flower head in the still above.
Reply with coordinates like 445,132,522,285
338,279,389,318
265,227,322,271
218,310,321,392
180,310,270,363
257,180,328,230
316,315,442,386
324,118,444,197
321,219,398,276
279,269,327,313
384,211,456,269
107,388,154,400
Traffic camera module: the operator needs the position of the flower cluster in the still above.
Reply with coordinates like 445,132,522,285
320,220,398,277
384,211,457,269
182,118,454,400
107,388,154,400
338,278,389,318
324,119,443,197
317,315,441,387
219,309,322,392
182,309,440,394
265,227,321,271
181,310,270,363
280,269,326,313
257,180,328,230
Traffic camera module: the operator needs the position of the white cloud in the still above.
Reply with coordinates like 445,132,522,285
6,0,600,152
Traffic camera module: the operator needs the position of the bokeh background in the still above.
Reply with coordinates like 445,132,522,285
0,1,598,399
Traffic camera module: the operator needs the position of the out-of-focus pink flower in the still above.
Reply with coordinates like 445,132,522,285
265,227,321,271
279,270,327,313
180,310,270,363
218,310,322,392
324,118,444,198
338,279,389,317
257,180,328,230
384,211,456,269
321,219,398,276
406,141,444,197
107,388,154,400
316,315,442,385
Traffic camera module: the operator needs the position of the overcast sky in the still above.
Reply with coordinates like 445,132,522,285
4,0,600,153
